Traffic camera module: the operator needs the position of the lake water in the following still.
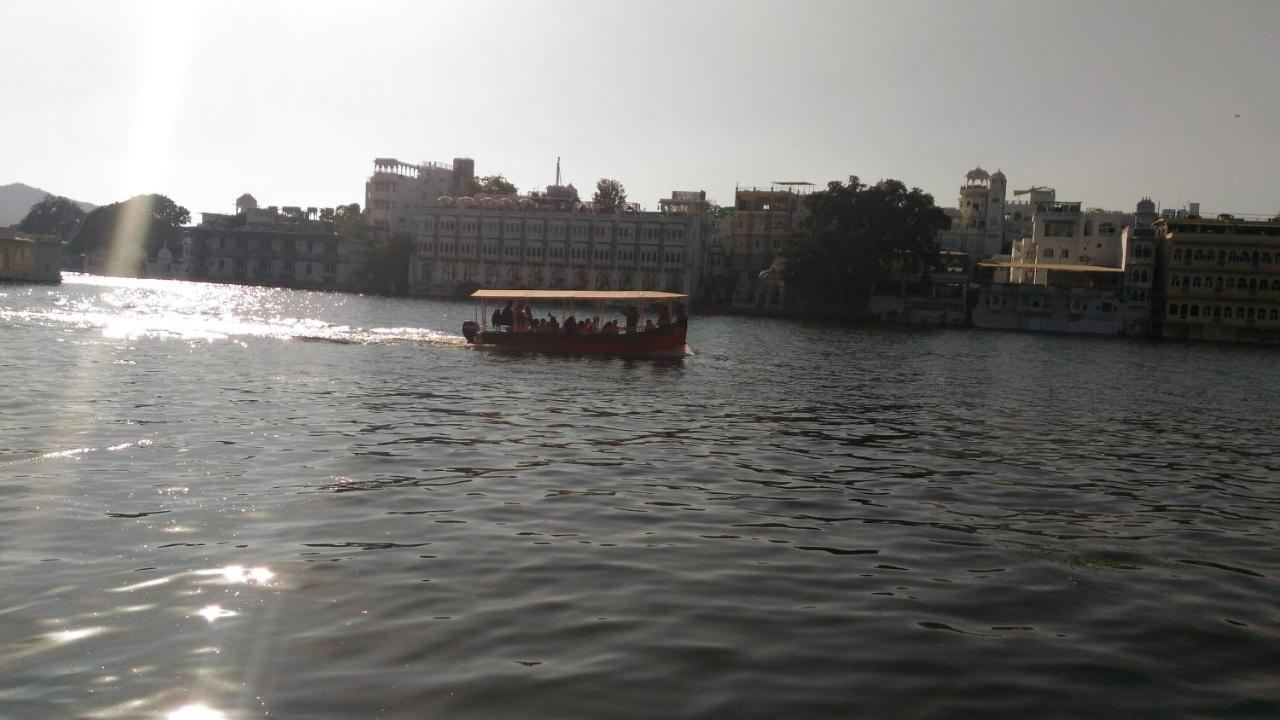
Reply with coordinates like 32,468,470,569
2,274,1278,719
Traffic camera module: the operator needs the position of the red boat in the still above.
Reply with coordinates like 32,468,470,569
461,289,690,357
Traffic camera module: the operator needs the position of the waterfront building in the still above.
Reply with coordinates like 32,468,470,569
0,228,62,283
1003,186,1056,250
186,195,369,291
409,186,712,301
1157,212,1280,343
936,168,1007,258
972,198,1148,336
722,184,811,306
1001,200,1135,284
868,250,972,325
143,245,187,280
366,157,474,235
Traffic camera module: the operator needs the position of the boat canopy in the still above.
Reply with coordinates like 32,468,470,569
470,289,688,301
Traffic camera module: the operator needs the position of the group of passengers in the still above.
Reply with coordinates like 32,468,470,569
490,301,681,335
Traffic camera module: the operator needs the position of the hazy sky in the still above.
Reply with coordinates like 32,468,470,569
4,0,1279,217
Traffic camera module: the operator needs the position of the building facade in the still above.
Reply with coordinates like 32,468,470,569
1003,200,1136,283
1158,214,1280,343
0,229,62,283
186,195,369,291
366,157,474,235
409,188,712,301
937,168,1007,258
720,185,811,305
972,198,1150,336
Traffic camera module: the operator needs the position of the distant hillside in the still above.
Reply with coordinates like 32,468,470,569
0,183,97,227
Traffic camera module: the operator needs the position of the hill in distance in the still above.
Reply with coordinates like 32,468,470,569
0,182,97,227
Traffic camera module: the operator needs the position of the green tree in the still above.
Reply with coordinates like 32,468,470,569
784,176,950,314
70,194,190,274
320,203,363,237
592,178,627,212
462,175,517,196
18,194,86,242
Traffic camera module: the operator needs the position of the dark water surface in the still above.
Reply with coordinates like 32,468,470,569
2,274,1279,719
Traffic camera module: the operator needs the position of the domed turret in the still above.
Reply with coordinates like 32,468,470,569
1136,197,1155,214
965,167,990,182
235,193,258,213
990,169,1006,183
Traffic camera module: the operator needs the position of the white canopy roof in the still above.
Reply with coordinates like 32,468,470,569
470,289,688,301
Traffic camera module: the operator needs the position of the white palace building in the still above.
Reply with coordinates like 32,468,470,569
367,158,714,299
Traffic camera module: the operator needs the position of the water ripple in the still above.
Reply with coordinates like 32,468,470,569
1,275,1278,718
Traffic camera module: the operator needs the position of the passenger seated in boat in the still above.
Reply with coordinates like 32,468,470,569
623,307,638,334
601,320,620,334
644,319,655,331
564,315,578,334
547,315,559,332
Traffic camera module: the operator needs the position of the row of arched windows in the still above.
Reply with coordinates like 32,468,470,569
1170,275,1280,291
1168,303,1280,321
1173,247,1277,264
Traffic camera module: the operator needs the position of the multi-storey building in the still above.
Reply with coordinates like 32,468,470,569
186,194,369,291
720,184,811,305
1158,213,1280,343
366,157,474,235
972,198,1148,336
1003,200,1135,283
409,187,712,301
1119,198,1160,334
937,168,1007,257
1003,186,1056,248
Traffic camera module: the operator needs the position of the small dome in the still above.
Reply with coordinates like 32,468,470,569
965,167,990,181
235,193,258,211
1137,197,1156,213
991,169,1006,181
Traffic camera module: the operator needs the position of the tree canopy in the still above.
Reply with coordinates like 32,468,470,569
784,176,950,313
70,194,191,270
462,175,517,196
320,203,363,237
18,194,86,242
592,178,627,212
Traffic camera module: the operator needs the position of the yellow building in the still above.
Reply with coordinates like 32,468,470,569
1159,214,1280,342
0,229,62,283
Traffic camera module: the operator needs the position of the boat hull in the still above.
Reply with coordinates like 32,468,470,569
464,318,688,357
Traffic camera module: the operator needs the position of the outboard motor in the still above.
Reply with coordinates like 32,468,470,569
461,321,480,344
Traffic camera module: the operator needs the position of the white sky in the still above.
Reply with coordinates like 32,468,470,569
3,0,1279,217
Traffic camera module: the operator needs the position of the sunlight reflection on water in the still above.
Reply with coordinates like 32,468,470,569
167,704,227,720
4,273,462,345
